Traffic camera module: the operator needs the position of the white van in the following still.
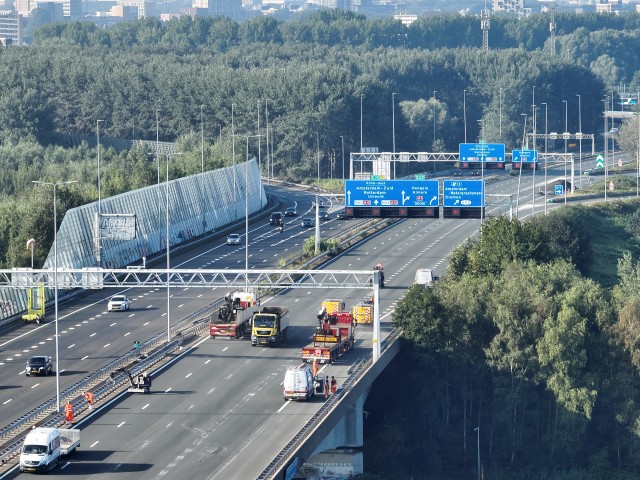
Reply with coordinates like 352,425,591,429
20,427,80,473
415,268,435,287
283,364,316,401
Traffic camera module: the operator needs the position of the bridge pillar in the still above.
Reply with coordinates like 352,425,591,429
301,391,366,477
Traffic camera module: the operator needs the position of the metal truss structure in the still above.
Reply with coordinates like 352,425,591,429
2,269,376,290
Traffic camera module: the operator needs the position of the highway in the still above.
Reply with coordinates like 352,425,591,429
0,186,350,425
1,164,592,478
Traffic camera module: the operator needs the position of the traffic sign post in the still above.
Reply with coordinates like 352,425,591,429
555,184,564,195
511,149,538,163
345,179,440,218
596,154,604,169
459,143,506,163
443,180,485,207
443,180,485,219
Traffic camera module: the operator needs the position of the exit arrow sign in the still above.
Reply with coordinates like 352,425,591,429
596,154,604,168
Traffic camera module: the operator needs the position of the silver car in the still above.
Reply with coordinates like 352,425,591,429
227,234,241,245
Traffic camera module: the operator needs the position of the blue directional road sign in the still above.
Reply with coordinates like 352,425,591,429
459,143,506,162
345,180,439,207
443,180,485,207
512,149,539,163
555,184,564,195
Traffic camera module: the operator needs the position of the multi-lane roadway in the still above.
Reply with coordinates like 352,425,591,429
0,165,589,478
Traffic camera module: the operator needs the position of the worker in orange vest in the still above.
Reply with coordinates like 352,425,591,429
324,376,330,399
331,376,337,394
64,401,73,424
312,358,318,379
83,391,94,410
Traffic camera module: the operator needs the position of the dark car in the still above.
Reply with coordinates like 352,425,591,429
452,170,463,176
25,356,53,376
269,212,283,226
284,207,297,217
336,213,349,220
319,212,330,221
312,201,329,208
301,218,314,228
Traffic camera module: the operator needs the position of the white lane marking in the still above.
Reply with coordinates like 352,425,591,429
124,332,131,337
117,421,125,428
143,321,150,326
226,374,233,380
222,347,229,352
90,333,96,337
204,359,211,364
178,304,184,308
161,313,167,317
142,404,150,410
31,383,39,389
128,313,135,318
67,344,75,349
207,387,215,394
103,343,110,348
81,356,88,360
2,399,11,405
165,387,172,393
90,441,99,448
109,323,117,327
185,373,192,378
277,402,290,413
147,305,153,309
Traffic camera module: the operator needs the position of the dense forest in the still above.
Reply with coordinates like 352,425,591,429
3,11,640,268
364,202,640,479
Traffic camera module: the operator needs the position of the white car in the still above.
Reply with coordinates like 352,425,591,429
108,295,131,311
227,234,241,245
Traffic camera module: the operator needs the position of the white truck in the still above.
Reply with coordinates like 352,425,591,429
283,364,322,401
19,427,80,473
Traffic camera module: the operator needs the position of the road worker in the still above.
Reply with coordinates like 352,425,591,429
331,376,337,394
64,401,74,424
83,391,94,410
312,358,318,379
324,376,330,399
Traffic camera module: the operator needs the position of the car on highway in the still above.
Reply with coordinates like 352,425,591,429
452,170,463,176
107,295,131,312
284,207,297,217
227,233,241,245
301,218,314,228
25,356,53,376
335,213,349,220
269,212,284,226
312,200,329,208
319,212,330,221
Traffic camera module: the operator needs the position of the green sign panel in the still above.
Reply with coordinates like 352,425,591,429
596,154,604,168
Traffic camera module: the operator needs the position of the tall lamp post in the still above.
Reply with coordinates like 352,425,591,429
96,119,103,267
360,94,364,151
542,103,548,214
392,92,396,179
32,180,77,413
340,135,345,181
474,426,481,480
515,113,527,218
164,152,183,343
463,89,467,143
576,94,582,189
563,99,568,205
432,90,437,147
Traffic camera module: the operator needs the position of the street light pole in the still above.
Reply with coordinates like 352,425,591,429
542,102,548,214
604,96,608,202
32,180,77,413
432,90,437,147
563,99,568,205
27,239,35,268
474,426,481,480
96,119,103,268
316,132,321,189
463,89,467,143
577,94,582,189
340,135,345,181
360,94,364,151
515,113,527,218
165,152,183,343
392,92,396,179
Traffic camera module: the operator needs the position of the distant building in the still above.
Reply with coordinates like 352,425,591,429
33,0,81,17
0,11,22,45
393,13,417,25
117,0,152,17
208,0,243,20
493,0,532,16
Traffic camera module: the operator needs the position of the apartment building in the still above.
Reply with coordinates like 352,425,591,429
0,10,22,45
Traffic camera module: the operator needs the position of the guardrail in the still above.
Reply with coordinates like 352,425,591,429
256,327,403,480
